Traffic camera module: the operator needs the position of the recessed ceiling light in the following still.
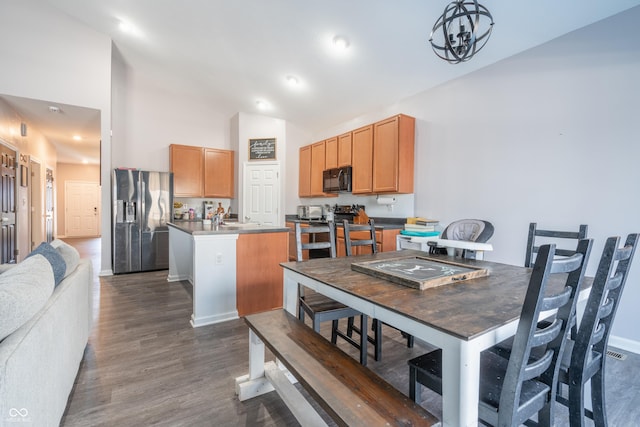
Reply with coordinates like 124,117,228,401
73,135,82,141
256,100,269,110
119,21,134,33
286,75,299,87
48,106,60,113
82,159,88,164
332,35,350,50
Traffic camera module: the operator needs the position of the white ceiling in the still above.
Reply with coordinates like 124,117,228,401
8,0,640,164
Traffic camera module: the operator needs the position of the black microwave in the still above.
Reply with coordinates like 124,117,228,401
323,166,352,193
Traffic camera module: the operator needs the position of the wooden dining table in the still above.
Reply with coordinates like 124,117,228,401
278,249,591,427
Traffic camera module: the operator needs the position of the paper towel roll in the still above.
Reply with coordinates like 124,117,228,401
376,196,396,205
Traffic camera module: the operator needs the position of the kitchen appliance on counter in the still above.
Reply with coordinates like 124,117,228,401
333,204,366,223
113,169,173,274
322,166,352,193
297,205,324,220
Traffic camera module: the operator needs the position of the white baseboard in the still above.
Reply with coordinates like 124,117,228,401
608,335,640,355
99,269,113,276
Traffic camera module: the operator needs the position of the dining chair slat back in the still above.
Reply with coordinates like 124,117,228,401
525,222,588,267
557,233,638,426
343,218,377,256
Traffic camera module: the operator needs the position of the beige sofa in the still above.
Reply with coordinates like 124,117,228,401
0,240,92,426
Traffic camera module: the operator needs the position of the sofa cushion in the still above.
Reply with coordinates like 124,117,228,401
50,239,80,278
27,242,66,286
0,255,55,341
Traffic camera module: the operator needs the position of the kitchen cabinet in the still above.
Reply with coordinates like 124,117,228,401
204,148,234,198
336,226,400,257
373,114,415,194
325,136,338,169
170,144,203,197
337,132,352,167
170,144,234,198
298,146,311,197
236,231,288,316
299,141,337,198
310,141,326,196
351,124,374,194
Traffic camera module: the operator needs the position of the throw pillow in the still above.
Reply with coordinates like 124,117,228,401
50,239,80,278
27,242,66,286
0,255,55,341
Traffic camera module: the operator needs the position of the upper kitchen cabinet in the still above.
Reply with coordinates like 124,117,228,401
373,114,415,194
298,140,337,198
351,124,374,194
170,144,203,197
170,144,234,198
204,148,234,198
298,145,311,197
324,136,338,169
337,132,352,167
310,141,326,196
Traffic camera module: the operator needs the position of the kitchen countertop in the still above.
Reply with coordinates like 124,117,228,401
169,221,289,235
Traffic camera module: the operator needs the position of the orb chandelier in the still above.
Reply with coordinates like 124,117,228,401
430,0,494,64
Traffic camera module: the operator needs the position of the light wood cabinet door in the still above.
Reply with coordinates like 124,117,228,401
351,125,374,194
325,137,338,169
310,141,326,196
298,145,311,197
337,132,352,167
236,231,288,316
204,148,234,198
170,144,203,197
373,114,415,194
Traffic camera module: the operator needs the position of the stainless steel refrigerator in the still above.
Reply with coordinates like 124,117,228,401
112,169,173,274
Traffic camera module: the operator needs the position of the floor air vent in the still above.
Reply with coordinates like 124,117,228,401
606,349,627,361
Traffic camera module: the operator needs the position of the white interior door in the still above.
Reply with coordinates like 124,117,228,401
65,181,101,237
243,162,280,225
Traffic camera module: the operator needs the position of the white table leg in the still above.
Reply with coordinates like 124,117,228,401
441,340,481,427
283,270,299,316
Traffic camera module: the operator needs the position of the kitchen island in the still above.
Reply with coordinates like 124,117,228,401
168,221,289,327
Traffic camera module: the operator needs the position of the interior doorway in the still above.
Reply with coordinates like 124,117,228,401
243,162,281,225
45,168,53,242
65,181,100,237
30,158,43,250
0,143,17,263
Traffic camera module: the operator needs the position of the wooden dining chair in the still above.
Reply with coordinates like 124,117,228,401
342,219,414,362
408,239,592,426
525,222,588,267
294,222,369,365
555,233,638,426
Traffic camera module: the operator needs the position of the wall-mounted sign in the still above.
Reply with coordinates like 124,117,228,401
249,138,276,160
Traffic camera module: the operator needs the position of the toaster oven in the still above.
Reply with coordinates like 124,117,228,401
297,205,323,220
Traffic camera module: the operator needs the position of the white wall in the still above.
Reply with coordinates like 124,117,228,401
308,8,640,348
231,113,286,223
0,0,112,273
112,67,234,171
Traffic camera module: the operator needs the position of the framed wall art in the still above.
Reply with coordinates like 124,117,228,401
249,138,276,160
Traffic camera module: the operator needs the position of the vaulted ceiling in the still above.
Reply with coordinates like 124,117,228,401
7,0,640,164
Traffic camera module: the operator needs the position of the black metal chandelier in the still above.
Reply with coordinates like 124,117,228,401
430,0,494,64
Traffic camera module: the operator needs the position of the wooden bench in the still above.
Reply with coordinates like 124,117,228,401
236,309,440,427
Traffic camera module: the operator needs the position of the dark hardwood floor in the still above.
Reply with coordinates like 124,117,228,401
60,238,640,426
